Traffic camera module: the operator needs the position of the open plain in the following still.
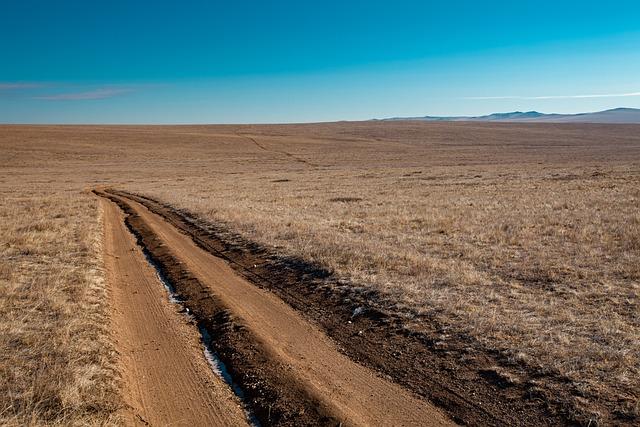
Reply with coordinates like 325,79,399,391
1,122,639,425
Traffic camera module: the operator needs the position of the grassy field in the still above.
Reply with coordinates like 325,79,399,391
1,122,639,424
0,185,120,425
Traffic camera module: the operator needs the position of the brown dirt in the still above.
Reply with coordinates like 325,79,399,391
97,190,453,426
4,122,638,425
101,196,249,426
114,189,583,426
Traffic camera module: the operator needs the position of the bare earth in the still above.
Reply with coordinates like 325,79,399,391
101,197,249,426
1,122,639,425
102,190,452,426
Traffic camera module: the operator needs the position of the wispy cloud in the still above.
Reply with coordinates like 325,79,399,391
0,82,44,90
464,91,640,100
35,88,134,100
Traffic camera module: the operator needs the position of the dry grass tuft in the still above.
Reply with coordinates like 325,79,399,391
1,122,639,423
0,188,121,426
142,165,640,421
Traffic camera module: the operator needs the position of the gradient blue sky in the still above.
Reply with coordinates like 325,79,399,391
1,0,640,123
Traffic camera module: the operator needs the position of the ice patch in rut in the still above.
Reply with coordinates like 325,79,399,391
142,251,260,426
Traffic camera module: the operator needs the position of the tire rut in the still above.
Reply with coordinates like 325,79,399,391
108,189,578,427
100,196,249,427
95,189,453,427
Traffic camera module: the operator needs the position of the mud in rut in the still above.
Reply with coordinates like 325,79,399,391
105,189,586,427
97,189,452,427
100,197,250,426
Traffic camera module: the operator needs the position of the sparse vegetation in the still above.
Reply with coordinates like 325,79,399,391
143,163,640,423
0,187,121,426
1,122,639,424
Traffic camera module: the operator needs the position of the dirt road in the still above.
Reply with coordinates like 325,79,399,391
101,198,250,426
100,191,453,426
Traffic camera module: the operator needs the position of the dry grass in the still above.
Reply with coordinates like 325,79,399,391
1,122,639,423
0,185,121,426
141,164,640,422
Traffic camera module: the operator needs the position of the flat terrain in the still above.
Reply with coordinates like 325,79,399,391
101,197,249,426
100,190,451,426
0,186,119,425
1,122,639,425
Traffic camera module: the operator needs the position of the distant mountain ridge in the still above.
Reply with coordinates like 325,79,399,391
381,108,640,124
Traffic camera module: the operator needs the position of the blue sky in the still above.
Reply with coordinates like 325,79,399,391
1,0,640,123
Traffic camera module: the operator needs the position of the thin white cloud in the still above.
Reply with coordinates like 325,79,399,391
464,91,640,100
0,82,44,90
35,88,133,100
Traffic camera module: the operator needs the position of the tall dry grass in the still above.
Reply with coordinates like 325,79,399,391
0,187,120,426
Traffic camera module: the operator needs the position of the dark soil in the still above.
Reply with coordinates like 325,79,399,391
96,190,341,426
109,189,586,426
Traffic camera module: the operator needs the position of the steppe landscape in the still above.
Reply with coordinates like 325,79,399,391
1,122,639,425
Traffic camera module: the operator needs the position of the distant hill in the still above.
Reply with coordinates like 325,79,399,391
381,108,640,124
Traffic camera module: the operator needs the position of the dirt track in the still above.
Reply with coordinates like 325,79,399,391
99,190,453,426
102,198,250,426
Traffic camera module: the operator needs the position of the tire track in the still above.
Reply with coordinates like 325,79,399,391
238,133,321,167
96,189,453,427
100,196,250,427
112,190,572,427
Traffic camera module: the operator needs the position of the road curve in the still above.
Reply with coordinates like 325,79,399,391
102,190,453,427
